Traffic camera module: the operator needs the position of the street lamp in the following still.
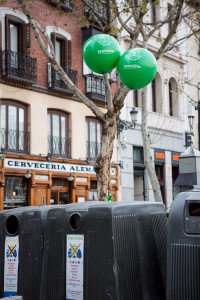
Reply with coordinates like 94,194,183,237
187,105,195,135
185,105,195,147
117,107,138,135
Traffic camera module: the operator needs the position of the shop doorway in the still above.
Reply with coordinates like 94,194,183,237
35,186,48,206
51,178,69,204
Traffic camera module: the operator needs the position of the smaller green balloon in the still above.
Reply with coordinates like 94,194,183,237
117,48,157,89
83,34,121,74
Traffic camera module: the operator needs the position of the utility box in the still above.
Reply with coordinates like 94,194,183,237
167,187,200,300
0,206,52,300
40,201,167,300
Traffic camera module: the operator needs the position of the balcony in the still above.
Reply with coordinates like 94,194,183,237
48,64,77,93
84,0,109,25
48,135,71,158
0,128,30,153
0,50,37,84
86,141,101,161
48,0,74,11
85,74,105,101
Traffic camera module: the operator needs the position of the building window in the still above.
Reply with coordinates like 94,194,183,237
84,0,109,25
169,77,179,117
51,32,71,68
167,3,173,32
151,73,162,113
48,0,74,11
149,0,160,23
4,176,28,209
47,32,77,91
0,100,29,152
133,89,142,108
133,147,146,201
133,146,144,164
86,118,102,160
0,15,37,83
5,17,30,54
51,177,69,204
48,110,71,157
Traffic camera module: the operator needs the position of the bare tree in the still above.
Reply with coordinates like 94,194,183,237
10,0,200,201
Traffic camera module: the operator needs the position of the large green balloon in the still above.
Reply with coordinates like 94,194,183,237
117,48,157,89
83,34,121,74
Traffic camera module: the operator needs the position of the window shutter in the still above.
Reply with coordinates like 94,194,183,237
18,23,26,54
66,39,72,68
5,16,10,50
51,32,56,50
62,39,67,68
0,21,2,51
26,24,31,55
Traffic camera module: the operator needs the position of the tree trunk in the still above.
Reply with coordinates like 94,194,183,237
141,87,163,203
94,117,116,201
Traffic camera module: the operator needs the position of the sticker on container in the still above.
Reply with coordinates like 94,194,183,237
66,235,84,300
4,236,19,297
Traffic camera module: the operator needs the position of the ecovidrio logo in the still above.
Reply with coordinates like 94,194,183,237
124,49,141,69
98,35,112,46
97,35,114,54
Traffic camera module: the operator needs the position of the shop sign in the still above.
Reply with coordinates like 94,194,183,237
4,236,19,297
5,159,117,176
171,152,180,165
5,159,95,174
76,178,87,183
154,149,165,163
66,235,84,300
34,175,49,180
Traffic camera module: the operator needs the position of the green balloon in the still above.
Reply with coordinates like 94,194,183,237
117,48,157,89
82,34,121,74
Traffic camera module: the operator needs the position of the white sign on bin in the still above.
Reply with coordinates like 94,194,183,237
4,236,19,297
66,235,84,300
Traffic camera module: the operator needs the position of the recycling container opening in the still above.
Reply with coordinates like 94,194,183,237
69,213,82,231
6,215,20,235
188,202,200,216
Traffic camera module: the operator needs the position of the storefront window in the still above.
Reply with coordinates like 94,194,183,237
51,177,69,204
89,180,98,200
4,176,28,208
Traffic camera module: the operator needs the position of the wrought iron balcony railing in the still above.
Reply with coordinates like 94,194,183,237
85,0,109,24
85,74,105,101
0,50,37,84
0,128,30,153
48,135,71,157
48,64,77,93
48,0,74,11
86,141,101,161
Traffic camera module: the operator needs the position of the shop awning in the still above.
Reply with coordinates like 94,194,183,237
174,173,197,186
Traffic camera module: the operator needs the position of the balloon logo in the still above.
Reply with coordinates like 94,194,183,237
82,34,121,74
117,48,157,89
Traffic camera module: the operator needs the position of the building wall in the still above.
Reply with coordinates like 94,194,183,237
0,1,119,209
118,0,199,209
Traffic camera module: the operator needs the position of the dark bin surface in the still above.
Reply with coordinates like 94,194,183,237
40,201,167,300
167,187,200,300
0,206,56,300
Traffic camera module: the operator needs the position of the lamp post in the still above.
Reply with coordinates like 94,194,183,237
117,107,138,135
185,105,195,147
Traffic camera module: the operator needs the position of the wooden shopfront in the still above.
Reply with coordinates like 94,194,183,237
0,154,119,210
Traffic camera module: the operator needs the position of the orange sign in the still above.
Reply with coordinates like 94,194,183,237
155,152,165,159
172,154,180,161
